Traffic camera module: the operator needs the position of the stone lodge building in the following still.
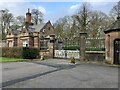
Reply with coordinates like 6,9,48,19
104,16,120,64
6,9,55,50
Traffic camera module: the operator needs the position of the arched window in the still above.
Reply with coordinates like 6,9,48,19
107,35,110,57
48,27,50,30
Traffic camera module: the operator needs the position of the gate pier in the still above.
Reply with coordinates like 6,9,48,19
79,32,87,61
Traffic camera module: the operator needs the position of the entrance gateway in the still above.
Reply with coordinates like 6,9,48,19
114,39,120,64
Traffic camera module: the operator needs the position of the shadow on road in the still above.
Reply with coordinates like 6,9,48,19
1,62,78,88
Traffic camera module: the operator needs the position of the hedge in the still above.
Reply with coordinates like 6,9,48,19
2,47,22,58
2,47,39,59
22,47,39,59
62,45,79,50
62,45,105,51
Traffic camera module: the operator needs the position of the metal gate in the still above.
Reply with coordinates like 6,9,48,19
114,39,120,64
55,36,80,59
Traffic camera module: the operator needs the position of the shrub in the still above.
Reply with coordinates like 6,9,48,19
22,47,39,59
2,47,22,58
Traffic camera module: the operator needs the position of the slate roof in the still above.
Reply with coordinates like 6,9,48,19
8,27,21,35
12,29,21,35
28,22,46,32
104,17,120,34
9,21,50,35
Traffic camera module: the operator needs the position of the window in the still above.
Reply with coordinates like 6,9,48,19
8,41,13,47
9,32,11,35
40,40,49,50
48,27,50,30
22,28,26,33
43,29,45,32
23,40,29,47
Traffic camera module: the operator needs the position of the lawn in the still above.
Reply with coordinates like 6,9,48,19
0,57,25,62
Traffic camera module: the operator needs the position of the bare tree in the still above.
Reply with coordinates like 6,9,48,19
0,9,13,40
89,11,110,38
75,2,91,32
87,11,110,47
16,15,25,26
31,9,43,25
110,1,120,20
54,16,74,42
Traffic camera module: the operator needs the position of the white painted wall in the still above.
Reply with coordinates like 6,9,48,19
55,50,80,59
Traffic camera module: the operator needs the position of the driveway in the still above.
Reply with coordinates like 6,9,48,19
1,59,119,88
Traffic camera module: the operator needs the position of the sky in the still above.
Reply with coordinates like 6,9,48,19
0,0,119,23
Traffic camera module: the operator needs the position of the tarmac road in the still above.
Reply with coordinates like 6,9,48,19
1,59,119,88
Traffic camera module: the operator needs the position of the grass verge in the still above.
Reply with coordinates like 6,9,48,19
0,57,26,62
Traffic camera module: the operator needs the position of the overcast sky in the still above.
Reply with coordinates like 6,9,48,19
0,0,119,23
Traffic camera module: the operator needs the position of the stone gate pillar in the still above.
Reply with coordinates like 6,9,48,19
79,32,87,61
49,34,55,58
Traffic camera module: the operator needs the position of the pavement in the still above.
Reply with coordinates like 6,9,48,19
1,59,119,88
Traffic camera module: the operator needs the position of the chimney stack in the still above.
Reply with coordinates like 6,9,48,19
25,8,31,24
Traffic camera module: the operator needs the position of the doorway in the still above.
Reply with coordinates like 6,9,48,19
114,39,120,64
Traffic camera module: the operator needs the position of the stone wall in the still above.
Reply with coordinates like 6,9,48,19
39,50,51,58
86,51,105,61
0,40,7,47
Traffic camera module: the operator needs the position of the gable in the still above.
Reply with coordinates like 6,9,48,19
18,26,31,37
8,31,12,35
6,30,14,38
40,21,54,36
22,26,28,33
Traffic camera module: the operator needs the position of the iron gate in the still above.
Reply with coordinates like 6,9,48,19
114,39,120,64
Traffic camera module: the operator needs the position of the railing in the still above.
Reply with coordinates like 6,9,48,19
61,37,105,51
86,37,105,49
